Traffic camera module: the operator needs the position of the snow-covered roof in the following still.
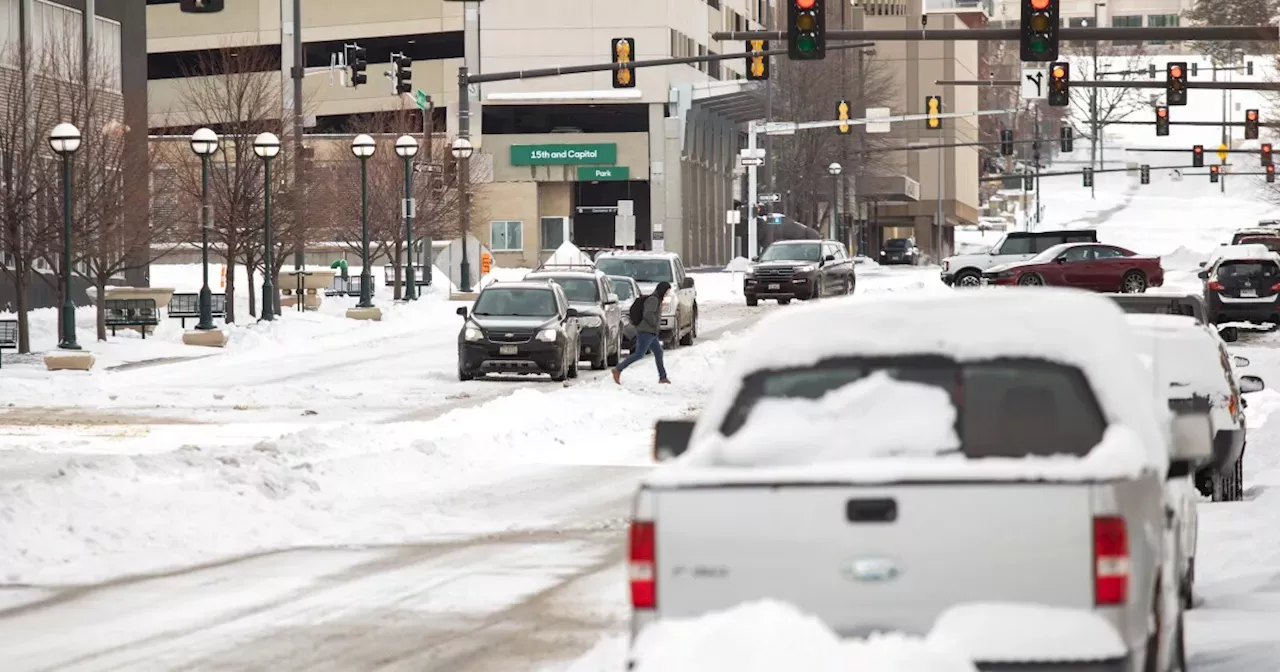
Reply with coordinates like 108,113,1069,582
1214,244,1278,263
1125,314,1231,400
673,288,1168,476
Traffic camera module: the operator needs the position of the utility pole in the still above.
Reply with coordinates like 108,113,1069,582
286,0,305,273
763,0,775,249
1090,3,1104,199
1035,103,1042,229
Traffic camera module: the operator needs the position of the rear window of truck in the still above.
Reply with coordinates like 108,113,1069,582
720,357,1106,459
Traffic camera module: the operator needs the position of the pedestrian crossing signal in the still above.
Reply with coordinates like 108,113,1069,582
745,40,769,81
612,38,635,89
1140,164,1150,185
837,100,851,135
1082,166,1093,188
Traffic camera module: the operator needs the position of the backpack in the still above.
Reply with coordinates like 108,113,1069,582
628,294,649,324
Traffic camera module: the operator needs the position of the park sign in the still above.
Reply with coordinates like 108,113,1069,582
577,166,629,181
511,143,617,166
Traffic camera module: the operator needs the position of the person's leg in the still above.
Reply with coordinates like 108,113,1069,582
652,338,669,382
615,332,654,373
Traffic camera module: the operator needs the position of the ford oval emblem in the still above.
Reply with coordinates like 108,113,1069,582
505,333,514,337
843,557,902,583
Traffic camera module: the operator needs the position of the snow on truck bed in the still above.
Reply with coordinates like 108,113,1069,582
659,289,1168,483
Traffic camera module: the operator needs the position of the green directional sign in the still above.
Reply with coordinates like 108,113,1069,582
415,90,430,110
511,143,616,166
577,166,629,181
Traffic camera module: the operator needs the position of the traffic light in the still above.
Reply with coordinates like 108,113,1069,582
391,53,412,95
1020,0,1059,62
1155,106,1170,136
1269,164,1276,183
1245,109,1260,140
1210,165,1220,183
787,0,826,61
745,40,769,81
1140,164,1150,185
180,0,223,12
925,95,942,130
1167,62,1187,106
1060,125,1073,152
1190,63,1198,77
1082,167,1093,188
1193,144,1204,167
1047,62,1069,107
346,44,368,88
1000,129,1014,156
1023,174,1035,190
1263,143,1273,166
612,38,636,88
837,100,851,135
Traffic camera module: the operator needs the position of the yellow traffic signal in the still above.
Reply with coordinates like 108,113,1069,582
745,39,769,81
837,100,850,134
612,38,635,89
925,95,942,130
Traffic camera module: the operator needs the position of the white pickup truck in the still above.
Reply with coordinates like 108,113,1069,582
631,289,1205,671
941,229,1097,287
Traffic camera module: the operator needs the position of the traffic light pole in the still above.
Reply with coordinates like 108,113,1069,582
982,163,1218,181
935,79,1280,92
711,25,1280,42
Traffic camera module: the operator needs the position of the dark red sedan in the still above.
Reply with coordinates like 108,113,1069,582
981,242,1164,293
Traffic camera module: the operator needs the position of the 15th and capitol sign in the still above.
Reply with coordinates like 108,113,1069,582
511,143,618,166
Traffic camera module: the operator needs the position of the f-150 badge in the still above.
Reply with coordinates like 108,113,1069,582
843,557,901,582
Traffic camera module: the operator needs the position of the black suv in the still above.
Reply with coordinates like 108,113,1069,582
524,267,622,369
456,282,582,382
1198,253,1280,326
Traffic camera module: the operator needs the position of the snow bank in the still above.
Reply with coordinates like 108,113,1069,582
724,256,752,272
543,241,595,267
929,603,1127,664
707,372,959,467
630,600,975,672
1161,246,1209,272
478,266,533,288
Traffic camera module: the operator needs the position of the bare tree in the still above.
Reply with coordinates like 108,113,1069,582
1064,42,1148,170
153,45,291,323
1185,0,1280,66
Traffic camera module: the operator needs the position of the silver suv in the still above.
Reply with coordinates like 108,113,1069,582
593,251,698,347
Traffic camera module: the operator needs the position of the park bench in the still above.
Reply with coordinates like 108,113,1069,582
0,319,15,368
104,298,160,338
166,292,225,328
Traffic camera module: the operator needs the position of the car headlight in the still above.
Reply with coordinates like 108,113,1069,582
661,293,677,314
880,251,886,256
796,264,817,273
995,270,1017,278
744,267,756,276
464,326,483,341
580,316,602,327
536,328,558,343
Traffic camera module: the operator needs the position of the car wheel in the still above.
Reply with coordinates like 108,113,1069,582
680,308,696,345
746,295,758,307
458,367,474,382
569,351,580,378
607,331,620,366
1017,273,1043,286
1182,558,1195,611
1143,596,1162,672
778,298,792,305
591,343,608,370
1212,458,1243,502
1122,270,1149,294
551,351,569,382
846,279,855,295
955,270,982,288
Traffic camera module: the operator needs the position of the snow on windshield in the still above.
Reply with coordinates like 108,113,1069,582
708,372,960,467
760,243,821,262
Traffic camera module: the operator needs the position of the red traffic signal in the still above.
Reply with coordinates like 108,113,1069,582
1246,109,1260,140
1192,144,1204,167
1268,164,1276,183
1263,143,1273,166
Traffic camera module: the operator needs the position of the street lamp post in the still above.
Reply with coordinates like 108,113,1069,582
395,135,420,300
190,127,220,330
351,134,377,308
451,137,475,293
49,123,82,350
827,162,842,242
253,132,281,321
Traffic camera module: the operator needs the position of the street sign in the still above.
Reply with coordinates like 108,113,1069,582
1021,68,1047,100
617,199,634,216
1218,143,1229,161
769,213,784,226
615,215,636,247
741,157,765,166
415,90,431,110
866,107,891,134
760,193,780,203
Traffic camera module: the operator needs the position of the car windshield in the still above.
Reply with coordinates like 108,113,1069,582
608,277,636,300
1239,237,1280,253
1029,244,1073,263
472,288,557,317
720,357,1105,459
885,239,910,249
1216,260,1280,279
594,258,674,283
1110,297,1203,322
531,276,598,303
759,243,820,262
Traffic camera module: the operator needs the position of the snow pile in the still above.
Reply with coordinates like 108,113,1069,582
929,603,1127,664
724,256,752,272
630,600,976,672
709,372,959,467
543,241,595,267
478,266,533,288
1161,246,1209,272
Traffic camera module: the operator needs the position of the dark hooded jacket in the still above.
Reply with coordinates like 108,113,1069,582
638,282,670,335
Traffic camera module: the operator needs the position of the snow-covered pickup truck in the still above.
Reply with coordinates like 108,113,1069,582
634,289,1207,671
941,229,1097,288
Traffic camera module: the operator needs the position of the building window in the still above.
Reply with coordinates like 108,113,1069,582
0,0,18,68
94,17,122,91
490,221,523,252
1110,15,1142,45
1146,14,1178,44
31,0,84,79
541,217,568,251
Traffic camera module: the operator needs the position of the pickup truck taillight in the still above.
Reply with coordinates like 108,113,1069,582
1093,516,1129,606
629,520,656,609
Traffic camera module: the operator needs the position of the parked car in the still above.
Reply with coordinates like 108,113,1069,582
941,229,1097,287
636,289,1192,672
1236,235,1280,254
1230,228,1279,245
982,242,1164,293
1105,292,1241,343
741,239,855,306
455,281,581,382
1197,245,1280,326
524,266,622,369
1125,313,1267,607
879,237,920,265
608,274,641,352
594,250,698,348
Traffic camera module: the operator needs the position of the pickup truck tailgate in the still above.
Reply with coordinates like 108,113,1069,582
651,483,1095,635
